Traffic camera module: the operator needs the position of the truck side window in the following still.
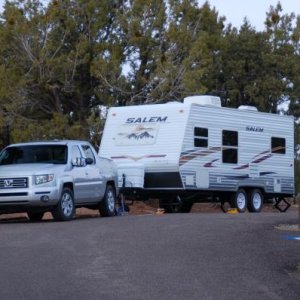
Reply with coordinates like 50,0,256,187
271,137,286,154
81,145,95,164
71,146,82,162
194,127,208,148
222,130,238,164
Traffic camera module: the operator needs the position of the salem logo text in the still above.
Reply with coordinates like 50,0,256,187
126,116,168,124
246,126,264,133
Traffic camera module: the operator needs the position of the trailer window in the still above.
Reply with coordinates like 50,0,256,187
194,127,208,148
222,130,238,164
271,137,286,154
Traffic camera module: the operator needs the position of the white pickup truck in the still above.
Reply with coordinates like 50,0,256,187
0,140,118,221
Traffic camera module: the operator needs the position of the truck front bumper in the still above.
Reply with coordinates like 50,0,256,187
0,186,60,208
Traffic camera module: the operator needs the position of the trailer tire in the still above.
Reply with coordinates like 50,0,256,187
231,189,247,213
248,189,263,213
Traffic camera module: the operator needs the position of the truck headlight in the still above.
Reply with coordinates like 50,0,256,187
35,174,54,185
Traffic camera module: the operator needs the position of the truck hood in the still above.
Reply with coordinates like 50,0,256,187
0,164,65,177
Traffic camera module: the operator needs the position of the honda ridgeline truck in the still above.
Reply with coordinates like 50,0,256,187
0,140,118,221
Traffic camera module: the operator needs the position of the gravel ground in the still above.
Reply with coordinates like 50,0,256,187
0,200,298,222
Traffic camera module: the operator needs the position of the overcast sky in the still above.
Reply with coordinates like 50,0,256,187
199,0,300,31
0,0,299,31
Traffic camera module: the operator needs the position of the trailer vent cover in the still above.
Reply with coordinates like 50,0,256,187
184,95,221,107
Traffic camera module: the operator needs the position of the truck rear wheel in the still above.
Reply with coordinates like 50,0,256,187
52,188,75,221
248,189,263,213
231,189,247,213
99,185,116,217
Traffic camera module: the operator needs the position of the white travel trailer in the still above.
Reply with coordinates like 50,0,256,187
99,95,294,213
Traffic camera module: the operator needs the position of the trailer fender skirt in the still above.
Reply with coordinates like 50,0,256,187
144,172,183,188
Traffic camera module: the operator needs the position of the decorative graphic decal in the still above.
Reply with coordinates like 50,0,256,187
233,164,249,170
111,154,166,162
222,171,276,180
233,150,273,170
127,131,154,140
114,124,159,146
204,159,219,168
180,147,282,168
179,147,221,166
180,146,280,178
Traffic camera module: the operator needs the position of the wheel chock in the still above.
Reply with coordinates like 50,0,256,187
227,208,238,214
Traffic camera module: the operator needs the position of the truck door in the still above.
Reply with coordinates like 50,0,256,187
70,145,91,203
80,144,105,202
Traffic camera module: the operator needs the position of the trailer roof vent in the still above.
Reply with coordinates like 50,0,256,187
183,95,221,107
238,105,258,112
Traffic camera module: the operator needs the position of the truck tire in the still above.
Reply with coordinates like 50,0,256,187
248,189,263,213
52,188,75,221
99,185,116,217
231,189,247,213
27,212,44,221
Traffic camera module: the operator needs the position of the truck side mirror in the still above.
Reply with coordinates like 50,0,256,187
85,157,94,165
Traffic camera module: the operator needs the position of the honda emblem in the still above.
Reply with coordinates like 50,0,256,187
4,179,13,187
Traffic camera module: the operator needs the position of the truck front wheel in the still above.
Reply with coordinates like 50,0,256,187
99,185,116,217
52,188,75,221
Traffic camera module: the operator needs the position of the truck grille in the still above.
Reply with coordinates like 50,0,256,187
0,178,28,189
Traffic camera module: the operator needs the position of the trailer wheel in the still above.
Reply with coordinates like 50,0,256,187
248,189,263,213
231,189,247,213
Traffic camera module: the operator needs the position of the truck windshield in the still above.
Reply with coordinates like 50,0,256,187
0,145,68,165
